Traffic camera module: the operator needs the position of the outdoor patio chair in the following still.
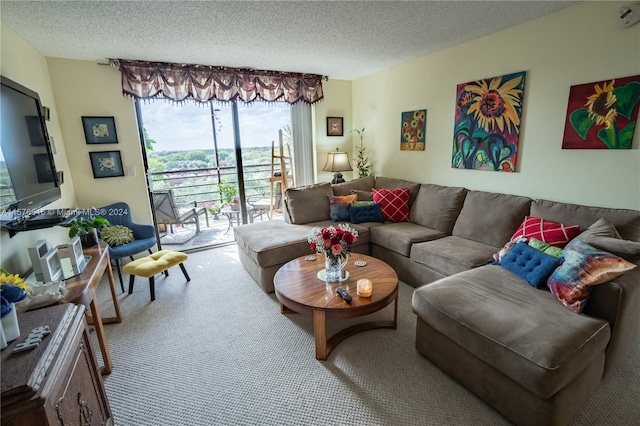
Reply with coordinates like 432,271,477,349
152,189,209,234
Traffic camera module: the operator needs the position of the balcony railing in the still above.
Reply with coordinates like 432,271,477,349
149,162,283,209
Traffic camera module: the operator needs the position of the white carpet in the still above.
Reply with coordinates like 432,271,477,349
93,245,640,426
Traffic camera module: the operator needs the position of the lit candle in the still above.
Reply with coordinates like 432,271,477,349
357,279,373,297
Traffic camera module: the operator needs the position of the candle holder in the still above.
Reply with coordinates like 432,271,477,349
357,279,373,298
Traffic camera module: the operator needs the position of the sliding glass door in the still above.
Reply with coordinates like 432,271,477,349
136,99,291,249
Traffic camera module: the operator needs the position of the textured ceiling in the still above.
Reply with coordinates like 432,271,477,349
1,1,578,80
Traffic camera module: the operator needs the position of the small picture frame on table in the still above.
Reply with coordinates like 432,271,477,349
82,116,118,144
40,248,63,282
327,117,343,136
68,236,87,273
89,150,124,179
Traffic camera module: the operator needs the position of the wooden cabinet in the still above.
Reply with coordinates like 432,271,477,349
1,304,113,425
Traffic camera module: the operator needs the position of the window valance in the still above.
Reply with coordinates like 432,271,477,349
115,59,325,105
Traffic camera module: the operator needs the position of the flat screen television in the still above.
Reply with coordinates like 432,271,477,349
0,75,61,216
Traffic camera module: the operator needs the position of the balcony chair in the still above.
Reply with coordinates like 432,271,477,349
152,189,209,235
97,202,158,293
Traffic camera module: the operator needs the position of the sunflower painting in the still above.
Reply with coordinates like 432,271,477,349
452,71,526,172
562,75,640,149
400,109,426,150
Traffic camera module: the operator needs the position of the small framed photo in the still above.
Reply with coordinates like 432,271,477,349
89,150,124,179
68,236,88,273
327,117,344,136
82,116,118,144
40,248,63,282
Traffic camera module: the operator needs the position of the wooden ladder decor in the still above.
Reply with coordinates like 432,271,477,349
268,129,294,219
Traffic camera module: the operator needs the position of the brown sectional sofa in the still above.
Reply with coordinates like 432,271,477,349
233,176,640,426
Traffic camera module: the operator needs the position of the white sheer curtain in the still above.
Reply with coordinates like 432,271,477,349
290,103,314,187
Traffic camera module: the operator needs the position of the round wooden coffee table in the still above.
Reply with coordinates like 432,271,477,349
274,253,398,360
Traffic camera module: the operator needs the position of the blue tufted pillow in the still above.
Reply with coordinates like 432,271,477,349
500,242,563,288
349,203,384,224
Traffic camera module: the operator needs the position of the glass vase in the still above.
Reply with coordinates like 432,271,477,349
324,253,348,282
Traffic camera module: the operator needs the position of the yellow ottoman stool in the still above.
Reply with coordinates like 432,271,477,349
123,250,190,301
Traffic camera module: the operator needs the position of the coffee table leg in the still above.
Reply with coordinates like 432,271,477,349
313,310,328,360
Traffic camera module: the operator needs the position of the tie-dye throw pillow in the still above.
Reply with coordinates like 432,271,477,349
547,239,636,313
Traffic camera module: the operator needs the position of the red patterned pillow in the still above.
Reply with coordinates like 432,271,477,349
511,216,580,248
372,187,410,222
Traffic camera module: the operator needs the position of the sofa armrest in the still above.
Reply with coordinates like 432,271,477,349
584,266,640,377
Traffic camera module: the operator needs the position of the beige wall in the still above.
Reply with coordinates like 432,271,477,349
352,1,640,210
313,79,353,183
46,58,152,223
1,23,74,274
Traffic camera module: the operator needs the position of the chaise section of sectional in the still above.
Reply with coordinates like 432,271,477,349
412,264,611,426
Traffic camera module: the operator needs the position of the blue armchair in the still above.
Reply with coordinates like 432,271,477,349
98,202,158,292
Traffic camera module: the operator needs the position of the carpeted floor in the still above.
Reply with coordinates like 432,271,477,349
93,245,640,426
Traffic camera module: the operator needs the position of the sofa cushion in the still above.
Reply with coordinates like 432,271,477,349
531,199,640,241
548,239,637,313
328,194,357,222
370,222,445,257
234,221,315,267
374,176,421,208
373,187,410,222
350,203,384,224
511,216,580,248
410,236,497,276
412,264,611,399
285,182,333,224
500,242,563,288
332,175,375,196
576,218,640,263
410,184,468,234
452,190,532,248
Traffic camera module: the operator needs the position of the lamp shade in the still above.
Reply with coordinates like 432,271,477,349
322,151,353,173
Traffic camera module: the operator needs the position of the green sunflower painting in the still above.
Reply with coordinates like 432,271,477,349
562,75,640,149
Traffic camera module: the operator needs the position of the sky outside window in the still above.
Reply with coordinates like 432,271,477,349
140,100,290,152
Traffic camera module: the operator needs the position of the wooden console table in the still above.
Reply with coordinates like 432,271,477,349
1,304,113,425
62,241,122,375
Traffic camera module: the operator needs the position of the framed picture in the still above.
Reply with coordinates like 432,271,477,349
33,153,54,183
26,116,46,146
89,150,124,178
327,117,343,136
82,116,118,144
40,248,63,282
400,109,427,151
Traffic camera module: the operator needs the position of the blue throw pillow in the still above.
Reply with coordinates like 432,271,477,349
329,203,350,222
350,203,384,224
500,242,563,288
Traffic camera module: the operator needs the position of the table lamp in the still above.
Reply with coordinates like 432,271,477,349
322,149,353,184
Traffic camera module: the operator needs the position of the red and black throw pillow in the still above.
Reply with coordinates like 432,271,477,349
372,187,410,222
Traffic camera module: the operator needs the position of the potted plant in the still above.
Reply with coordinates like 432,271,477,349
218,182,239,211
62,215,110,248
350,127,371,178
207,201,221,220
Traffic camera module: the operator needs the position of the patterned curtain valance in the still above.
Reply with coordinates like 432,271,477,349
115,59,325,105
